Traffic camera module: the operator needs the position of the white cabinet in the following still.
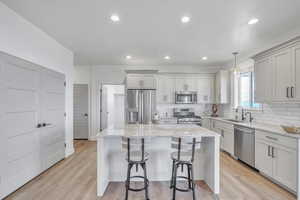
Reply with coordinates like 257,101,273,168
210,119,234,155
126,74,156,89
272,48,293,101
293,43,300,100
202,118,211,129
254,56,272,103
175,78,197,91
215,70,229,104
253,38,300,103
255,139,273,177
255,130,297,191
197,77,215,103
157,76,175,104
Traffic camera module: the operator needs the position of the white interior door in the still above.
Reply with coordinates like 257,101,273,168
1,54,41,197
39,69,66,171
73,84,89,139
100,86,108,131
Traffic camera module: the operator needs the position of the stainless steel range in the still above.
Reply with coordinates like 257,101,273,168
173,108,202,125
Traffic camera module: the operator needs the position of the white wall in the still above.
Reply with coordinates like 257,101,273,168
74,65,91,84
0,2,75,156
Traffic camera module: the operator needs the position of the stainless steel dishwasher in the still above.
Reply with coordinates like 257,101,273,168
234,125,255,168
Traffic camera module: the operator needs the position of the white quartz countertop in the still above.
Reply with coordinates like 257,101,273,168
205,117,300,139
97,124,219,138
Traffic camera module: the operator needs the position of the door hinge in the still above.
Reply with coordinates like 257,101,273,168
64,81,66,87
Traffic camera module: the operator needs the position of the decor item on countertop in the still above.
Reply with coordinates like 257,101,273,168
211,104,218,117
153,113,160,124
281,125,300,134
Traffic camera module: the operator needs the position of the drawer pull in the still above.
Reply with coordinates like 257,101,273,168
266,136,278,141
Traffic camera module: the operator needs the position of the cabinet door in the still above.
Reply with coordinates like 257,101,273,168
254,57,272,103
272,145,297,191
255,139,273,177
223,129,234,155
175,78,187,91
127,76,155,89
185,78,197,91
293,44,300,100
197,78,215,103
272,49,293,101
157,77,174,104
202,118,211,129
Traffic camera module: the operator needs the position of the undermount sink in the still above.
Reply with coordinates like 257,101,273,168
224,119,243,123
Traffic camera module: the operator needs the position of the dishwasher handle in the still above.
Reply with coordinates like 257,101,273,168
234,126,254,134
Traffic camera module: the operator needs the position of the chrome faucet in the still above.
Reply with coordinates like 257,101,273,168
241,108,246,121
245,111,254,123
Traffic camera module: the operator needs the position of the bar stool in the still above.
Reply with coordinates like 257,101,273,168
170,136,202,200
122,136,150,200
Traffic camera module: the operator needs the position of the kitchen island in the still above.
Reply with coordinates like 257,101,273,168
97,124,220,197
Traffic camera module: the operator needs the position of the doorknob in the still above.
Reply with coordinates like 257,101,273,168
84,113,88,117
37,123,42,128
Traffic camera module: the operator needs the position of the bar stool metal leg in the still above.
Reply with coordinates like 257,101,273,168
170,160,175,188
125,163,133,200
172,163,178,200
187,164,191,189
142,163,150,200
190,164,196,200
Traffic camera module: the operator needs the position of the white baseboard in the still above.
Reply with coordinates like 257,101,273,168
65,147,75,158
89,135,98,141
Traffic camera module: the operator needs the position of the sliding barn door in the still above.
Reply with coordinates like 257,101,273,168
1,54,41,197
0,53,66,198
39,68,65,171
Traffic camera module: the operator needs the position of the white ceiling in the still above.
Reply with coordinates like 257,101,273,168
1,0,300,66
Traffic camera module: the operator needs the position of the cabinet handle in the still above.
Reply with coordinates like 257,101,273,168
286,87,290,98
291,86,294,98
265,136,278,141
37,123,42,128
271,147,275,158
267,146,271,157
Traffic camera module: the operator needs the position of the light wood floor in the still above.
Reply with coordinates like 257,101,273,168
5,140,296,200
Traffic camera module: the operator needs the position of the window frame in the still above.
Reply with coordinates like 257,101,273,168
234,69,263,111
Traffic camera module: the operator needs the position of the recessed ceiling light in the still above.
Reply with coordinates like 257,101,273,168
126,55,132,60
202,56,208,60
181,16,190,23
164,56,171,60
248,18,259,25
110,14,120,22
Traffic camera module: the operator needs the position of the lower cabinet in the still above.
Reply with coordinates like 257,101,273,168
255,130,297,192
210,119,234,155
201,118,211,129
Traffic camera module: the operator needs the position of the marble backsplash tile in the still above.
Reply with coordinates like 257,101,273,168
222,103,300,126
156,104,212,119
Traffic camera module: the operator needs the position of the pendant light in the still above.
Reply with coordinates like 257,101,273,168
232,52,239,75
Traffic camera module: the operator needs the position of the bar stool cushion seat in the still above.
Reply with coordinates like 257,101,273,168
126,151,149,162
171,151,192,162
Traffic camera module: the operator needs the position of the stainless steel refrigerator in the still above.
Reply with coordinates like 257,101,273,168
127,89,156,124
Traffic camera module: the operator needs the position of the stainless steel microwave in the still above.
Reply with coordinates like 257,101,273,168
175,92,197,104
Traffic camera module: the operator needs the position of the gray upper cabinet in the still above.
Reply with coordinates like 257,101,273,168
126,74,156,89
253,37,300,103
254,56,272,103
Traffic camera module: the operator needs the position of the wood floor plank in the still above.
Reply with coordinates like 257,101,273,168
4,140,296,200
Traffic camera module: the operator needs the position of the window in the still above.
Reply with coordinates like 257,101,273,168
235,70,261,110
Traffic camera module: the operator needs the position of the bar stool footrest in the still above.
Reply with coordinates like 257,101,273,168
126,176,149,192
